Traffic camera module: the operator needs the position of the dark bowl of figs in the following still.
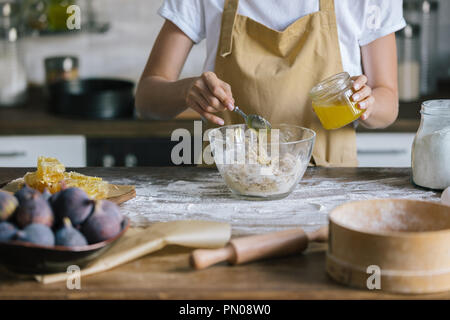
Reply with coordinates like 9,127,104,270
0,186,130,274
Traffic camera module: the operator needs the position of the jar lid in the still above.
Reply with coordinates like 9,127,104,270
421,100,450,116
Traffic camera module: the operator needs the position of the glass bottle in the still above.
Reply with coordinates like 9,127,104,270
47,0,76,32
0,1,27,107
403,0,439,95
411,100,450,190
309,72,363,130
419,0,439,95
397,23,421,102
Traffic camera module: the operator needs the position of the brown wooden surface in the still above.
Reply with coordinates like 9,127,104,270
0,167,448,300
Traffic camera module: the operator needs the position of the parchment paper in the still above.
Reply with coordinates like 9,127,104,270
35,220,231,284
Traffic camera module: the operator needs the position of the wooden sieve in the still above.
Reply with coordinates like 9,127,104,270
327,199,450,294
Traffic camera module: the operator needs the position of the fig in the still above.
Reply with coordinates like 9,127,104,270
0,191,18,222
95,200,123,223
55,218,88,247
48,190,61,206
42,188,52,202
16,223,55,246
15,192,54,228
14,184,39,203
82,200,123,244
52,188,94,226
0,222,17,242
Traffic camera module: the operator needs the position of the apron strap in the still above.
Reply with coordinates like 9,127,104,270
219,0,239,58
320,0,335,12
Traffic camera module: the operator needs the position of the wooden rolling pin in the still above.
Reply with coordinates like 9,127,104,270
190,226,328,270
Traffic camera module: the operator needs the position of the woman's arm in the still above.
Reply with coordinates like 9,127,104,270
350,33,399,129
135,20,234,125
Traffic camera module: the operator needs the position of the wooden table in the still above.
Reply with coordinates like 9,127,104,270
0,167,447,300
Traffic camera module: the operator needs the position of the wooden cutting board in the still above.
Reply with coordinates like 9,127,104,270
0,178,135,205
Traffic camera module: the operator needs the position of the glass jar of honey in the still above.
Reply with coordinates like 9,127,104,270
309,72,364,130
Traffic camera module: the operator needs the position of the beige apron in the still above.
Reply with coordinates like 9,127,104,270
210,0,358,167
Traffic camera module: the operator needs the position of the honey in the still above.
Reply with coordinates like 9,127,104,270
63,171,109,199
310,72,365,130
312,102,363,130
23,156,109,199
36,157,65,183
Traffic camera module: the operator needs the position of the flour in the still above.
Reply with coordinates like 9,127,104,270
412,127,450,190
332,200,448,233
111,168,439,236
213,127,309,197
220,153,307,197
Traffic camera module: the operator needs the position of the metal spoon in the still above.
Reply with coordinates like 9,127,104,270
233,106,272,130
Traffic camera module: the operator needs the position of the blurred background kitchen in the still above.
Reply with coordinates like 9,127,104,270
0,0,449,168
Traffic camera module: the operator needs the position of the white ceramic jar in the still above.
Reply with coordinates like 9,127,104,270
412,100,450,190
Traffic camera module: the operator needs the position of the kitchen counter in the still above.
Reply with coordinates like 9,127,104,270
3,86,450,138
0,102,198,139
0,167,447,300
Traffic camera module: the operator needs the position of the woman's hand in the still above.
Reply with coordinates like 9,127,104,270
351,75,375,121
136,21,236,122
185,72,235,125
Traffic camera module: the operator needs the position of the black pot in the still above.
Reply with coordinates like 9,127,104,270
48,78,135,119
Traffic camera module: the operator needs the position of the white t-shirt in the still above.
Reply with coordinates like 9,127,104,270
158,0,406,77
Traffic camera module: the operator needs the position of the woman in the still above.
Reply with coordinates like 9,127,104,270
136,0,405,166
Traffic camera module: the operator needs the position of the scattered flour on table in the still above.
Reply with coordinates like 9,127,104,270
117,170,441,236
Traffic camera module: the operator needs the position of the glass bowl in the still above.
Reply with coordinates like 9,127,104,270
208,124,316,200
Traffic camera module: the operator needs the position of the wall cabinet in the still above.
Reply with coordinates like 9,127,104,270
0,136,86,167
356,133,416,167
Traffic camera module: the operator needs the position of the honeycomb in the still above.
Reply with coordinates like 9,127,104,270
36,156,65,183
23,157,109,199
63,171,109,199
24,171,61,194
